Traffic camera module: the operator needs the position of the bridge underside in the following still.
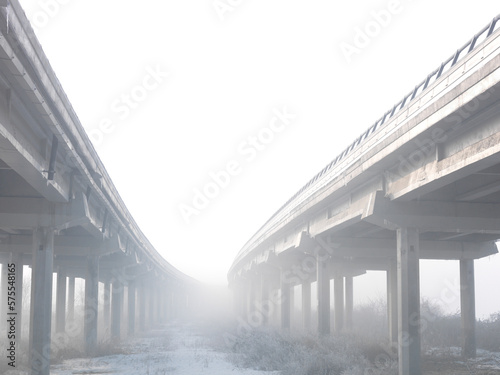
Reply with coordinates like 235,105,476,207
0,2,196,374
229,16,500,375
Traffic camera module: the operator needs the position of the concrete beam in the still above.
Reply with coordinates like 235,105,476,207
0,234,126,259
397,227,421,375
386,104,500,202
460,259,476,358
298,235,496,261
0,196,97,232
29,228,55,375
365,191,500,234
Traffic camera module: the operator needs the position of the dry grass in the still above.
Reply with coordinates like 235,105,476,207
222,299,500,375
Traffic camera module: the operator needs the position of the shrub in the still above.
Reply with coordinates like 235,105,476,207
227,327,377,375
477,312,500,352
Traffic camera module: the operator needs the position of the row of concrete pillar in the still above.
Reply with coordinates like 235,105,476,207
233,228,478,375
234,272,355,334
0,228,188,375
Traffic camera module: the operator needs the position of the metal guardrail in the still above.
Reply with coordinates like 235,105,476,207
230,14,500,273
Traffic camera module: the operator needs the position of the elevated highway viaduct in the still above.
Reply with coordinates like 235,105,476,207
228,15,500,375
0,1,198,374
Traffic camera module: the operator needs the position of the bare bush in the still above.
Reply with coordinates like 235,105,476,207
227,327,374,375
477,312,500,352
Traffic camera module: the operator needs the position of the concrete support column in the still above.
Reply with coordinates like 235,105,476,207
397,227,421,375
317,255,330,335
156,289,162,325
248,281,257,317
111,280,123,339
261,277,269,326
345,276,353,331
128,280,136,335
67,277,75,324
232,285,239,318
149,287,156,326
55,268,66,333
460,259,476,358
29,227,55,375
334,275,344,332
159,289,166,324
84,256,99,355
103,281,111,335
240,283,248,319
280,271,291,330
302,281,311,331
271,287,279,326
1,262,7,332
10,253,24,341
156,288,162,325
388,260,398,345
138,281,146,331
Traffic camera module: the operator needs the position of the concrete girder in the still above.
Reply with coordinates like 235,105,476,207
324,236,497,260
231,236,496,286
0,195,103,236
0,233,126,259
386,92,500,202
364,191,500,234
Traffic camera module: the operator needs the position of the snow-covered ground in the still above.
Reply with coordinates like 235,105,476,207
425,346,500,373
47,323,279,375
5,324,500,374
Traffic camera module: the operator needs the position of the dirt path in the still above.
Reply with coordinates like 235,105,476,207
45,323,278,375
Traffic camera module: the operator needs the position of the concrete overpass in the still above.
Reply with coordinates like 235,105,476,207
228,15,500,375
0,1,197,374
